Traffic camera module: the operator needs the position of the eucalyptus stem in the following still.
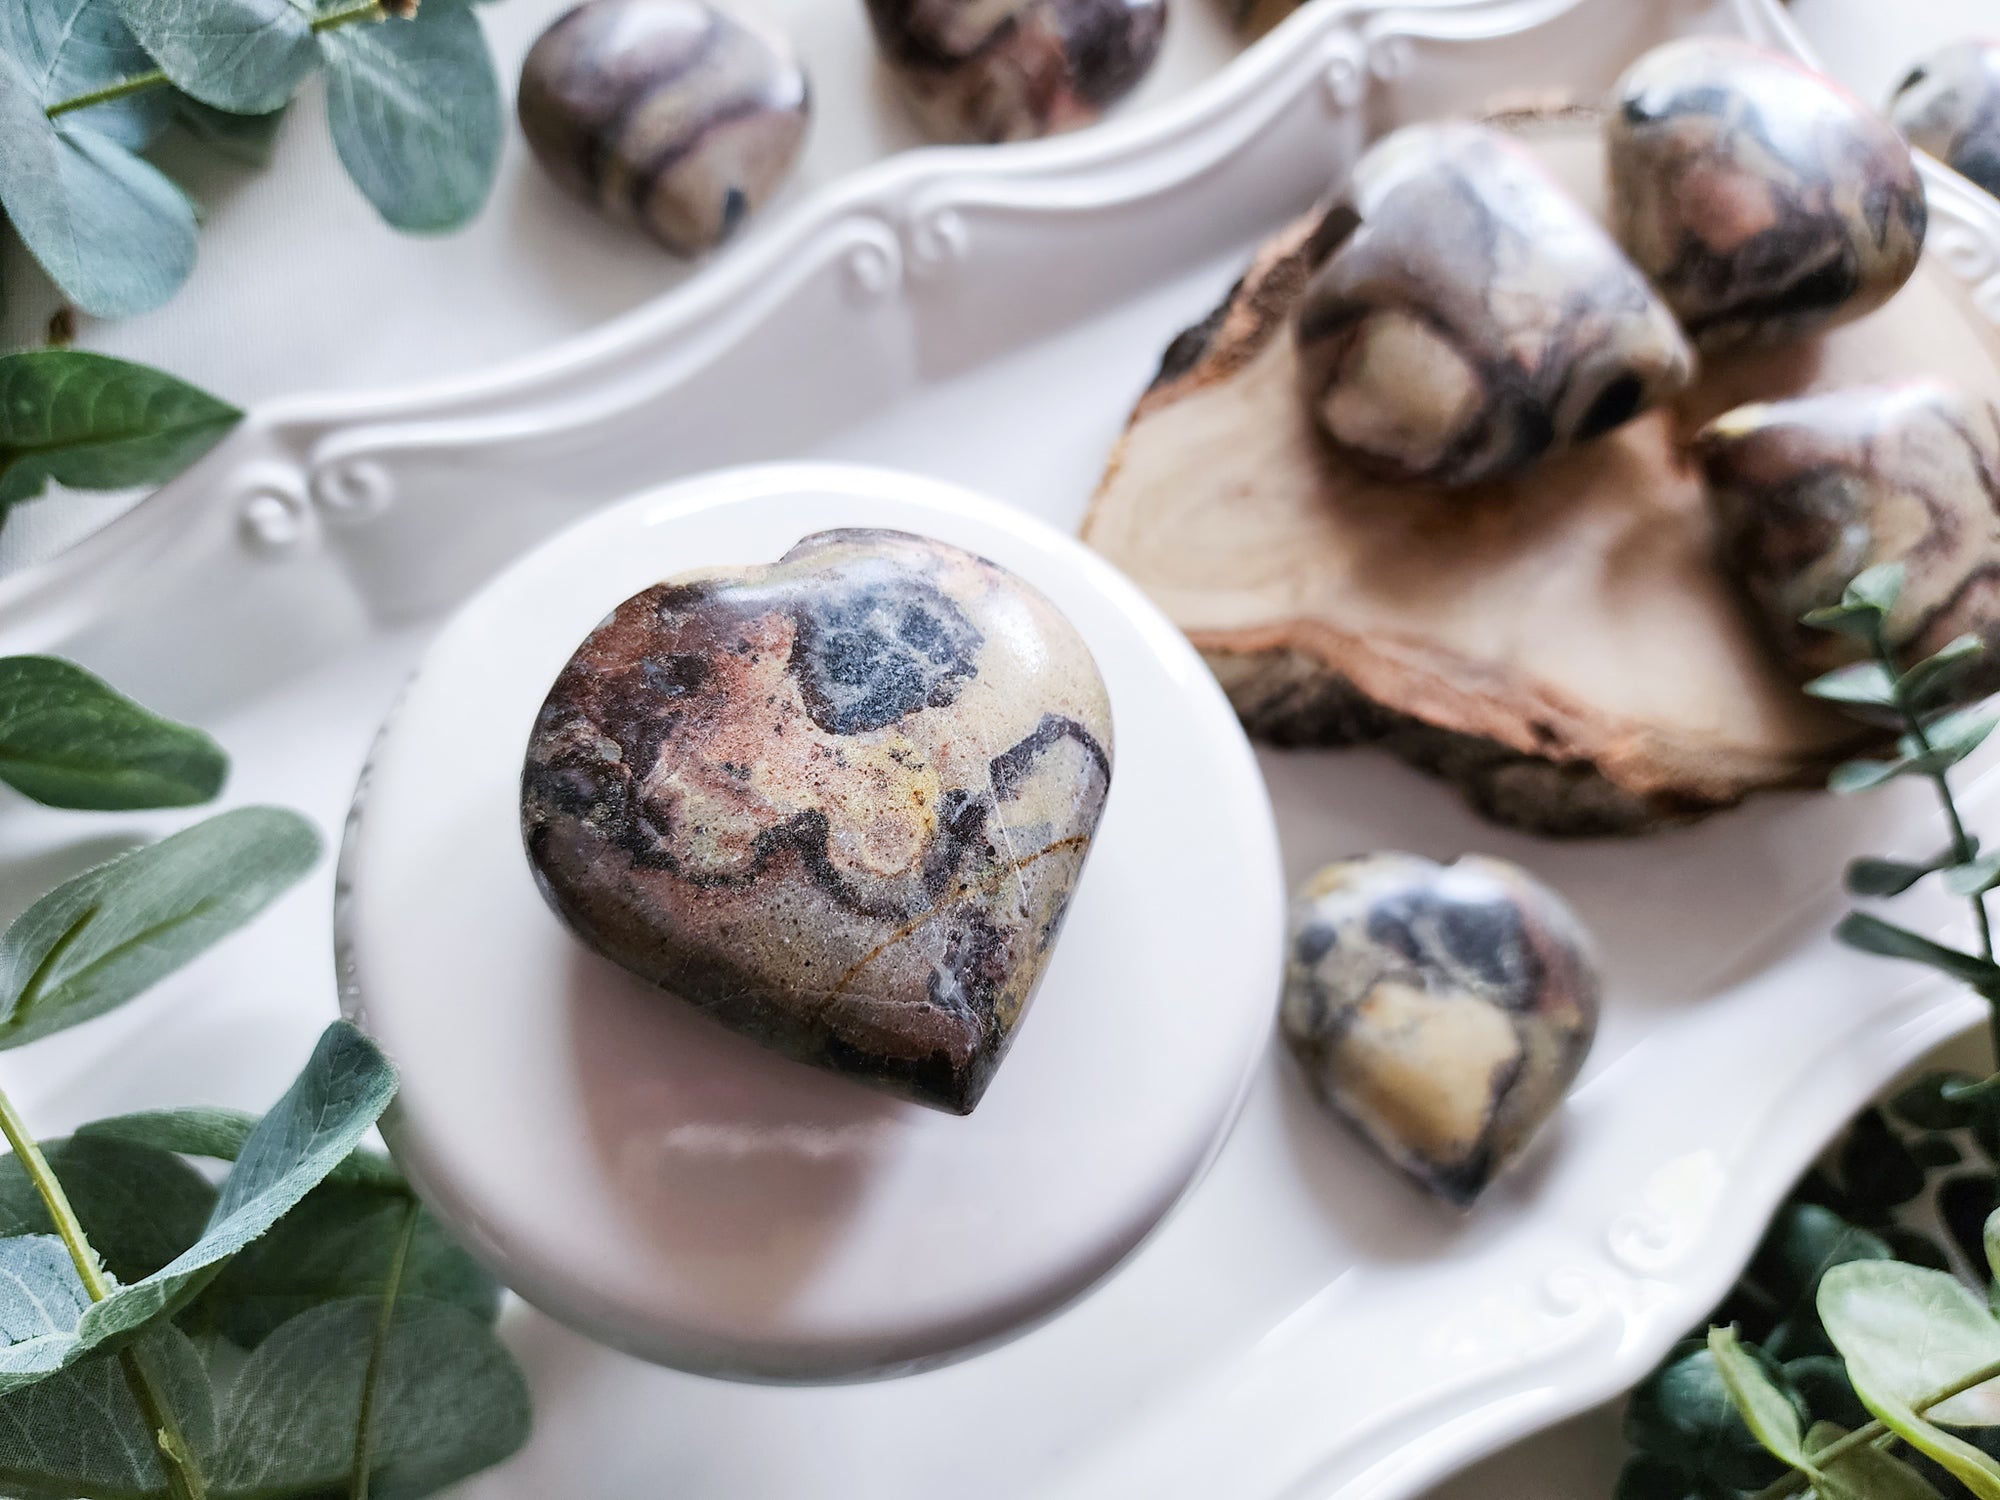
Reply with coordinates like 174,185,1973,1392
0,1078,210,1500
350,1196,421,1500
1874,623,2000,1064
42,3,388,121
1746,1349,2000,1499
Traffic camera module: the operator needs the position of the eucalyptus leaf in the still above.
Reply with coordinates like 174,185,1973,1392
1805,1420,1947,1500
1830,756,1917,795
0,1326,212,1500
76,1106,406,1191
1950,854,2000,899
1905,635,1987,709
210,1296,529,1497
0,48,198,319
1806,661,1899,707
0,1237,88,1346
1839,1109,1928,1222
0,655,226,809
0,0,174,149
0,1021,395,1393
114,0,317,113
1835,914,2000,993
172,95,287,164
200,1186,498,1347
1909,708,2000,770
1849,1358,2000,1499
1850,855,1943,898
1849,564,1908,614
0,1136,213,1282
1818,1261,2000,1425
1748,1204,1892,1310
1707,1326,1812,1471
1893,1073,1982,1131
319,0,501,233
1787,1356,1870,1432
0,805,319,1051
0,351,241,511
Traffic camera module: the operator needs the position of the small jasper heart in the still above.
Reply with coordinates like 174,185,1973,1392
521,528,1115,1114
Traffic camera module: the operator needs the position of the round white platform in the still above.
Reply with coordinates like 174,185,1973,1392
336,463,1284,1382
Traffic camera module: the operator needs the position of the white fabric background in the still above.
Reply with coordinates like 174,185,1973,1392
0,0,1972,1492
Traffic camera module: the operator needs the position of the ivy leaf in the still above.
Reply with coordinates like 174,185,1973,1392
0,806,318,1051
0,1021,397,1393
199,1185,499,1347
0,351,241,512
1819,1261,2000,1425
114,0,317,114
76,1105,406,1190
1836,913,2000,992
1707,1326,1813,1472
0,656,226,810
1806,661,1899,707
1849,1358,2000,1498
1748,1204,1892,1310
1787,1356,1871,1432
0,0,175,149
209,1296,529,1497
1805,1420,1946,1500
0,48,198,318
319,0,501,233
0,1136,213,1282
0,1325,212,1500
1625,1342,1788,1490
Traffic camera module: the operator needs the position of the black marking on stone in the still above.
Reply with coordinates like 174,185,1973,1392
1150,280,1241,392
1575,373,1645,442
1303,202,1363,270
788,566,984,734
641,652,712,698
987,714,1112,800
1895,65,1930,98
928,912,1009,1023
1293,921,1339,967
1061,0,1164,108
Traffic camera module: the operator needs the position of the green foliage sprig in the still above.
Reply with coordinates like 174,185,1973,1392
1,0,503,319
1620,567,2000,1500
0,398,528,1494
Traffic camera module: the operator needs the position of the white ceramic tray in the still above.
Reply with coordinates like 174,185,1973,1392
6,0,2000,1496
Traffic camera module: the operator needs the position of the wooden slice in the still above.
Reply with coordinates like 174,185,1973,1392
1081,113,2000,834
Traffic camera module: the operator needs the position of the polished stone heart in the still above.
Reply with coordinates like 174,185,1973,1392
521,528,1114,1113
1293,121,1693,487
1609,38,1927,354
1279,853,1600,1206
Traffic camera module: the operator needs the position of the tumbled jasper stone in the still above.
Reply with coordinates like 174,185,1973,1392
518,0,809,257
1699,382,2000,699
521,529,1114,1114
1608,38,1927,355
864,0,1165,144
1293,122,1693,488
1891,41,2000,200
1279,853,1601,1207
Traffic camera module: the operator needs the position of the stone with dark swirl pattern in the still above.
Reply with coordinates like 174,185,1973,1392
1293,122,1694,488
1279,853,1601,1207
864,0,1165,144
521,529,1114,1114
517,0,809,258
1608,38,1927,355
1892,41,2000,202
1699,382,2000,703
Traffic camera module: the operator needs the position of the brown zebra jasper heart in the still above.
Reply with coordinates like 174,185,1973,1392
1293,121,1693,488
864,0,1166,144
1279,853,1601,1207
1699,382,2000,703
517,0,809,258
521,529,1114,1114
1608,38,1927,356
1891,40,2000,201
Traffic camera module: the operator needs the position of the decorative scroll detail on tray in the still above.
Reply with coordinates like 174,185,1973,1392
233,463,316,556
309,457,397,525
1923,170,2000,328
1319,31,1371,112
842,217,906,303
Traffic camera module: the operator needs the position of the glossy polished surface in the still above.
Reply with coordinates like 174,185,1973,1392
522,528,1113,1113
1609,38,1926,354
1295,121,1691,487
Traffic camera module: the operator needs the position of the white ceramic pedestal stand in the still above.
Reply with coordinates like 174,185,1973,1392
335,463,1285,1382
